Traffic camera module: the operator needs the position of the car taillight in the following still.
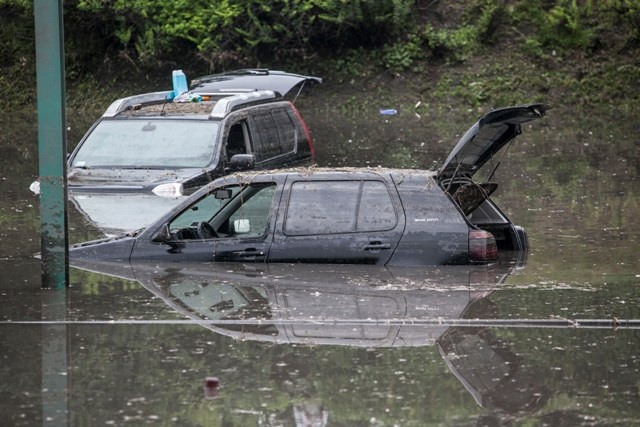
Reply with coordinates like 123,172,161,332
469,229,498,262
289,102,315,158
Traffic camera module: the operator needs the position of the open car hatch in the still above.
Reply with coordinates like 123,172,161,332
189,69,322,97
437,104,549,181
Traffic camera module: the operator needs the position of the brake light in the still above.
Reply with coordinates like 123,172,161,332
469,229,498,262
289,102,315,158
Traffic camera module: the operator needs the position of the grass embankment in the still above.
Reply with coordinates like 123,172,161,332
2,1,638,117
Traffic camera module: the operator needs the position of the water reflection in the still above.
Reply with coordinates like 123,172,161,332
0,257,636,425
72,257,526,343
438,322,550,414
70,256,555,416
69,192,185,236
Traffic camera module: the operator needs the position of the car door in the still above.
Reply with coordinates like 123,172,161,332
210,183,279,262
268,175,405,265
134,181,279,262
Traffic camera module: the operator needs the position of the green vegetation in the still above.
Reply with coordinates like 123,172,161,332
0,0,638,111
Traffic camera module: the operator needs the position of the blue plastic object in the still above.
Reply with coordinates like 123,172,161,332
172,70,188,98
380,109,397,115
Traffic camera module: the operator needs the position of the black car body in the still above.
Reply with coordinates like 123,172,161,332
67,69,320,196
69,102,548,266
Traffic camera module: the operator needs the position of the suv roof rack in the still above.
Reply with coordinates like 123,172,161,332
101,90,279,119
103,91,173,117
208,90,278,118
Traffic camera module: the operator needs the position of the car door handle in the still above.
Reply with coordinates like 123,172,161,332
230,248,265,260
363,241,391,251
232,249,265,256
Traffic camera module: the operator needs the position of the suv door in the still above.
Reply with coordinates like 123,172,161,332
268,177,405,265
140,182,279,262
211,183,279,262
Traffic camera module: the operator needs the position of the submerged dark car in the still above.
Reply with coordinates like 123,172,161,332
69,104,549,266
67,69,321,197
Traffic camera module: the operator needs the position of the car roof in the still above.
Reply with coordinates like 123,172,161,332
437,104,550,181
243,166,435,178
102,90,281,119
205,167,436,186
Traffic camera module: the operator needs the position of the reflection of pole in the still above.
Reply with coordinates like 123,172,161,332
41,291,70,426
35,0,69,288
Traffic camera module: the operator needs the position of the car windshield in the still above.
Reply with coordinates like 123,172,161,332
71,119,219,168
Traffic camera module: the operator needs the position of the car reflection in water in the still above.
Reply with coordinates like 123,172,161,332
72,252,549,418
69,192,186,236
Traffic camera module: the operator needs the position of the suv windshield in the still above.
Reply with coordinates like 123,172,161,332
72,120,219,168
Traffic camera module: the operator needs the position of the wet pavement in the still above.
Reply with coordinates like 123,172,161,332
1,99,640,425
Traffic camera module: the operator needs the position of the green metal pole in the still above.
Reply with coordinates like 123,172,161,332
35,0,69,288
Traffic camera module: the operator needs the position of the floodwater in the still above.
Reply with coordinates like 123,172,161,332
1,91,640,426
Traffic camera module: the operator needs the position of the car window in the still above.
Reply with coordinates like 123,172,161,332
72,119,219,168
284,180,397,236
249,108,296,161
170,187,241,230
227,185,276,237
168,183,276,240
225,121,250,161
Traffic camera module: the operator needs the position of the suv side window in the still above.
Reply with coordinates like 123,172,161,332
284,180,397,236
225,121,250,161
227,185,276,237
250,108,296,161
167,184,275,240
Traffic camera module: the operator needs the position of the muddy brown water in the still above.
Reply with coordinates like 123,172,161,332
1,97,639,425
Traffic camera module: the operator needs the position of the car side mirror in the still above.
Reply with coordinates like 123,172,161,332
233,219,251,234
151,223,171,243
227,154,256,171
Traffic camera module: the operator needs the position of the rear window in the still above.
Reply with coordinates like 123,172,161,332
284,180,397,236
249,108,297,161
